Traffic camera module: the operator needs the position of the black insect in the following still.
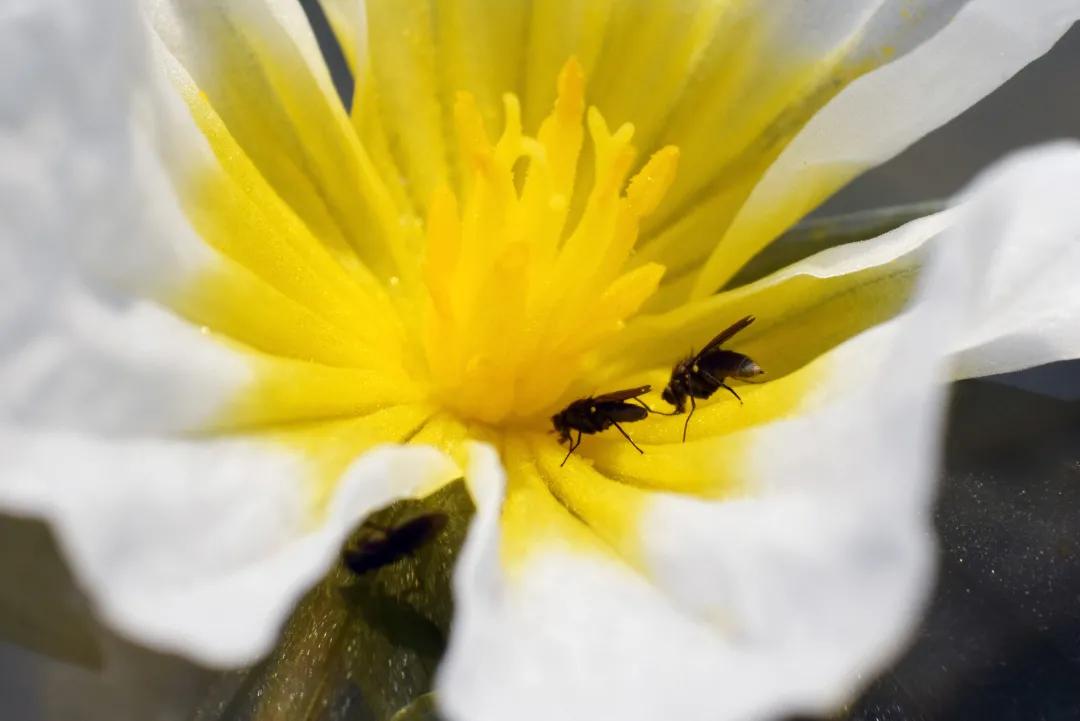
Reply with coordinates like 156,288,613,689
343,512,448,576
662,315,765,442
551,385,655,467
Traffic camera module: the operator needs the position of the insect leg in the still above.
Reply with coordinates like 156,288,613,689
719,383,743,404
681,396,695,443
611,421,645,455
701,369,744,405
560,430,582,467
632,397,679,416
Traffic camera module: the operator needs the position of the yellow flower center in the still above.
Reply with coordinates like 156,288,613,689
421,59,679,425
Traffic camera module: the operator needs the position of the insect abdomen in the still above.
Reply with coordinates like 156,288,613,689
698,349,750,378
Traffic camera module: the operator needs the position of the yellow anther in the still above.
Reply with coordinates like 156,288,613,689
588,108,637,197
535,60,586,199
454,92,493,167
422,59,679,424
554,57,586,123
495,93,523,168
627,146,680,218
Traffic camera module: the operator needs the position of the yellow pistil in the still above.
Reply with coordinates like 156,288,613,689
423,59,678,425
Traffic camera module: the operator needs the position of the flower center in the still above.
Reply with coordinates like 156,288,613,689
422,59,679,426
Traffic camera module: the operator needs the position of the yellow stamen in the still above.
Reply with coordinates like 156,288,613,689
423,58,678,424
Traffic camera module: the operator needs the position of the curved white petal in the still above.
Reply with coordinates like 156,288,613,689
437,143,1080,721
1,432,458,667
945,142,1080,377
0,293,252,434
692,0,1080,296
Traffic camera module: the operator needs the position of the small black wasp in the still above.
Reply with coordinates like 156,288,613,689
662,315,764,442
551,385,655,466
342,512,449,576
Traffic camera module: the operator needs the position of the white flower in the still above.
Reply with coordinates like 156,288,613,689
2,1,1080,720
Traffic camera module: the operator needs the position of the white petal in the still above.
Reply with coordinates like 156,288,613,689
0,0,129,323
0,293,252,434
0,0,269,435
692,0,1080,295
944,142,1080,377
437,144,1080,721
1,431,458,667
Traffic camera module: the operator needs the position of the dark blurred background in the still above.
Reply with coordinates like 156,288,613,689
0,5,1078,720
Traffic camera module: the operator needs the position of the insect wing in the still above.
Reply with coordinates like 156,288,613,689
590,385,651,404
696,316,755,357
596,402,649,423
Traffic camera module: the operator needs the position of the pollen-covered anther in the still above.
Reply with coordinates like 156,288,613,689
422,58,679,425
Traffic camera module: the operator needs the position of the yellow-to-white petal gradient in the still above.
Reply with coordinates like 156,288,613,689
437,145,1080,721
691,0,1080,300
1,0,242,435
4,0,1080,705
0,0,457,666
584,210,954,394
